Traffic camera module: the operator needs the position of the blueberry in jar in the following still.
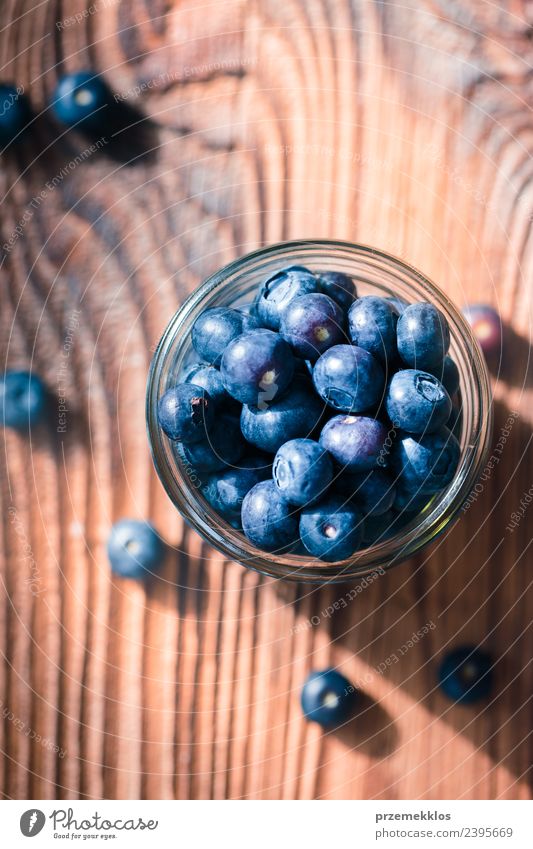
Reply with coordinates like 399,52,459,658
320,415,389,472
0,83,30,145
180,412,245,473
157,383,213,443
348,295,399,363
183,362,235,410
203,456,270,527
256,265,319,330
107,519,165,579
300,494,364,561
397,302,450,369
438,646,494,703
313,344,385,413
428,355,460,398
220,328,295,407
273,438,333,506
391,426,460,495
241,480,299,552
0,370,47,430
240,375,324,454
300,668,357,727
279,293,345,362
52,71,111,128
191,307,259,367
386,369,452,434
334,468,396,516
318,271,358,311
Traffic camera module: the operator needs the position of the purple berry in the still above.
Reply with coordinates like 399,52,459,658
221,329,295,406
320,415,389,472
313,344,385,413
280,293,345,362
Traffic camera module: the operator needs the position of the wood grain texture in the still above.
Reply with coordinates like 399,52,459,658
0,0,532,800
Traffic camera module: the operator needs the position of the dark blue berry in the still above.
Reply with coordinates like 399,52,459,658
318,271,358,311
52,71,111,128
313,345,384,413
107,519,165,579
191,307,259,367
462,304,502,360
429,355,460,397
348,296,398,363
0,84,30,145
397,302,450,370
203,457,270,526
438,646,494,704
320,415,389,472
240,376,324,454
279,293,345,362
301,668,357,726
0,370,47,430
221,329,295,407
180,412,245,473
300,494,364,561
335,468,396,516
273,438,333,506
256,266,319,330
391,426,460,495
183,362,231,408
157,383,213,443
241,480,299,552
386,369,452,434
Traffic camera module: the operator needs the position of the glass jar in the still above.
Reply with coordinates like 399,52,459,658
146,240,492,583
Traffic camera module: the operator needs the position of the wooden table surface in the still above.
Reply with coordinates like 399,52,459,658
0,0,532,801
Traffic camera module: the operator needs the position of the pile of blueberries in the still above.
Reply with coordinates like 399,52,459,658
157,265,462,563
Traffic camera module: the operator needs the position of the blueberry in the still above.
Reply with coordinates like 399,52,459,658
0,370,47,430
256,265,319,330
203,456,270,526
107,519,165,579
462,304,502,360
438,646,494,704
183,362,230,407
428,355,460,397
318,271,358,311
273,438,333,506
52,71,111,128
157,383,213,443
279,293,345,362
191,307,259,367
300,668,356,727
313,345,385,413
348,296,399,363
241,480,299,552
240,376,324,454
180,412,245,472
0,84,30,145
397,302,450,369
391,426,460,495
300,495,364,561
320,415,389,472
386,369,452,434
335,468,396,516
221,329,295,407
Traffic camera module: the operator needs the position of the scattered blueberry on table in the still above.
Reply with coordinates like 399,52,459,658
462,304,502,361
107,519,165,579
0,370,47,430
52,71,111,129
0,83,30,145
301,668,356,727
438,646,494,704
157,264,463,564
